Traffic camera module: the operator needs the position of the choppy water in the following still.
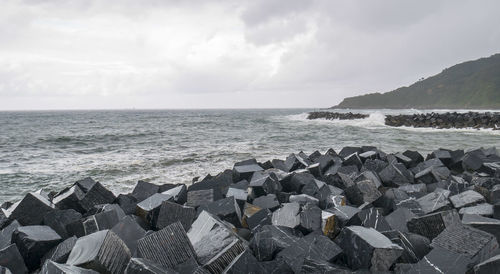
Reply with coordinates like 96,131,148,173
0,109,498,202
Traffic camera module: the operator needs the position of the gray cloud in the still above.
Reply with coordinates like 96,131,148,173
1,0,499,109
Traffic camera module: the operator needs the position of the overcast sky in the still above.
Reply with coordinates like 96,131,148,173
1,0,499,110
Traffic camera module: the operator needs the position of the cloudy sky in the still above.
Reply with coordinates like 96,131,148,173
1,0,499,110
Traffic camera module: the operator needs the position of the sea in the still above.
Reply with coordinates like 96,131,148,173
0,108,499,203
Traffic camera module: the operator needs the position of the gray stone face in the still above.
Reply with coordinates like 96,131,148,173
40,260,98,274
449,190,485,208
0,244,28,274
12,225,62,271
43,209,83,239
288,194,319,206
156,201,196,231
161,185,187,205
345,179,381,206
67,230,131,274
379,163,413,187
271,203,301,229
252,194,280,210
474,254,500,274
131,181,160,203
385,208,416,233
407,209,460,240
111,216,146,256
186,189,215,208
335,226,403,271
417,188,451,214
187,211,245,271
0,220,20,250
249,224,302,261
124,258,176,274
462,214,500,243
135,193,173,226
459,203,494,216
382,230,431,263
197,196,242,227
8,192,55,225
42,236,77,264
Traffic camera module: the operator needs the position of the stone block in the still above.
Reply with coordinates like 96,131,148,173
459,203,494,216
8,192,54,225
161,185,187,205
186,189,215,208
11,225,62,271
249,171,281,196
124,258,176,274
382,230,431,263
78,182,116,213
407,209,460,240
187,211,245,273
462,214,500,244
233,163,263,182
197,196,242,227
288,194,319,206
67,230,131,274
156,201,196,231
111,216,146,256
42,236,77,264
473,254,500,274
252,194,280,211
43,209,82,239
135,193,172,226
222,249,266,273
325,205,361,227
385,208,417,233
450,190,485,208
131,181,160,202
115,194,138,215
379,163,413,187
249,224,302,261
271,203,300,229
298,204,322,234
0,244,28,274
417,188,451,214
345,179,381,206
335,226,403,271
40,260,98,274
0,221,20,250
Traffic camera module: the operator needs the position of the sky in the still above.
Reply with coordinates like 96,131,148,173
0,0,499,110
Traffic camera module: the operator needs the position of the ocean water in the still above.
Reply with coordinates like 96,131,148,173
0,108,499,203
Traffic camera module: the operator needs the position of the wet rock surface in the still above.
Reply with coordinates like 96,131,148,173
0,146,499,273
385,111,500,129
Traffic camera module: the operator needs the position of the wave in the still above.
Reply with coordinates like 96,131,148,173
285,111,386,129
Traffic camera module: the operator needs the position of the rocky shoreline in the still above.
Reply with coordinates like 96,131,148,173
307,111,369,120
0,146,500,273
308,111,500,129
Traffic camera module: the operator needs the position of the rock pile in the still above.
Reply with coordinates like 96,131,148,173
385,112,500,129
1,146,500,273
307,112,369,120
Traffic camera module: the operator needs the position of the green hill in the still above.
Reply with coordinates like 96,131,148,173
334,53,500,109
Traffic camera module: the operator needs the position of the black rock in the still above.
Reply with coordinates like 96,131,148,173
156,201,196,231
382,230,431,263
222,249,266,273
314,154,335,172
276,233,342,273
462,214,500,243
249,225,302,261
325,205,361,227
343,153,363,169
135,193,172,226
431,225,498,265
298,204,322,234
300,258,351,274
186,189,215,208
463,152,484,171
490,184,500,204
494,202,500,219
344,179,381,206
226,187,248,204
187,211,245,273
459,203,494,216
8,192,54,225
78,181,116,213
161,185,187,205
288,194,319,206
124,258,176,274
260,260,294,273
89,204,126,220
0,220,20,250
75,177,97,193
399,246,474,274
359,150,378,162
11,225,62,271
271,203,301,229
42,236,77,264
43,209,82,239
66,209,120,237
246,208,272,231
373,188,416,215
0,211,10,231
428,149,452,167
52,185,86,213
474,254,500,274
40,260,98,274
137,222,196,270
131,181,160,202
197,196,242,227
284,153,309,172
111,216,146,256
379,163,413,187
283,173,315,193
402,150,424,168
398,183,427,198
362,158,388,173
354,208,392,232
385,208,417,233
249,171,281,196
407,209,460,240
416,188,451,214
233,163,264,182
252,194,280,211
67,230,131,274
0,244,28,274
339,147,362,159
449,190,485,208
335,225,403,271
240,203,262,228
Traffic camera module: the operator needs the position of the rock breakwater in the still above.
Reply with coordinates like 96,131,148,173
307,111,369,120
385,112,500,129
0,146,499,273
